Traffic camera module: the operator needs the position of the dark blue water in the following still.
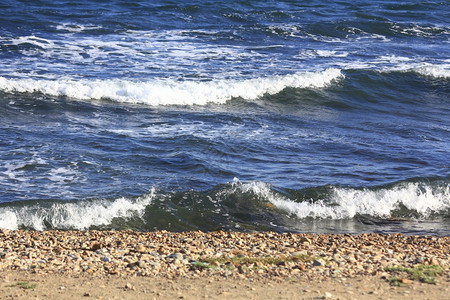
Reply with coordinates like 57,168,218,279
0,0,449,234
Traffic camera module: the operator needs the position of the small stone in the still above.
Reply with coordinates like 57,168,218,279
211,261,220,267
300,237,312,245
135,244,146,253
83,292,91,297
293,250,308,256
323,292,333,299
170,252,184,261
90,243,102,251
223,271,232,277
399,278,412,284
414,256,425,264
137,260,146,268
312,259,325,267
295,263,306,271
430,258,439,265
332,254,342,262
125,282,135,290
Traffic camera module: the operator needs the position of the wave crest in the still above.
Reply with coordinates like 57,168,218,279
0,179,448,231
0,189,155,230
0,69,343,105
413,65,450,79
233,179,450,219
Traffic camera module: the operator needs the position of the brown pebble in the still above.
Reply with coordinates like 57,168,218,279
400,278,412,284
90,243,102,251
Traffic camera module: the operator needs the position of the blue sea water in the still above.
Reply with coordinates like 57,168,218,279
0,0,449,234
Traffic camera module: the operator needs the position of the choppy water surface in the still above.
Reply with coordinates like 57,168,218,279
0,1,449,234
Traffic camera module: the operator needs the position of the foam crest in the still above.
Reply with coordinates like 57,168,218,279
0,189,155,230
0,69,343,105
297,50,349,59
233,179,449,219
55,23,103,33
376,59,450,79
413,65,450,79
9,35,54,48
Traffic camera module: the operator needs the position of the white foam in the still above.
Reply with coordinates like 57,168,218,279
55,23,103,33
232,179,450,219
391,23,450,37
413,65,450,79
373,57,450,78
316,50,349,58
0,210,18,230
2,162,27,182
8,35,54,49
370,56,450,78
0,68,343,105
0,189,156,231
377,55,413,63
331,58,450,79
48,167,79,184
0,30,264,80
296,49,349,59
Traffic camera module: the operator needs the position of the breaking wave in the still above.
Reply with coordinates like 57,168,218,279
0,178,448,232
412,64,450,79
235,179,450,219
0,69,342,105
0,189,155,231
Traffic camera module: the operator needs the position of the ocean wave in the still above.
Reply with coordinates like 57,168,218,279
0,69,343,105
375,57,450,79
0,189,155,231
391,23,450,38
332,59,450,79
233,179,450,219
412,65,450,79
0,179,448,231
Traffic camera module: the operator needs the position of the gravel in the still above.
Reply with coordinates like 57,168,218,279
0,229,448,282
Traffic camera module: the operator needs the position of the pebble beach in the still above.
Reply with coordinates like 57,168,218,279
0,230,448,299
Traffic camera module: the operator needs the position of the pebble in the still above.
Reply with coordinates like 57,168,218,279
312,259,325,267
400,278,412,284
135,245,146,253
125,282,135,290
0,230,447,282
300,237,312,245
90,243,102,251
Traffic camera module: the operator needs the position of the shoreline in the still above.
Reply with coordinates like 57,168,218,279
0,230,448,299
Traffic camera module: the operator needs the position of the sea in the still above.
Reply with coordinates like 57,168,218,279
0,0,449,235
